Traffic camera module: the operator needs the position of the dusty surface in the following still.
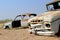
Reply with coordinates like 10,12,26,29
0,28,59,40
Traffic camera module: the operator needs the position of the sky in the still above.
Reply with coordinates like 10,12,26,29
0,0,53,20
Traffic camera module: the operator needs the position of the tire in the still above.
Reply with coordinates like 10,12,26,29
55,33,60,37
5,25,9,29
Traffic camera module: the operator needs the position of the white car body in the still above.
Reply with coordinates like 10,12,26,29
3,21,12,29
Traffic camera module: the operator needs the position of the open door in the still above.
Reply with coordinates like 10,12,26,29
12,15,21,28
12,20,21,28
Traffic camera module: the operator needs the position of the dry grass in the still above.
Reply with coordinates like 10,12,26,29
0,23,3,29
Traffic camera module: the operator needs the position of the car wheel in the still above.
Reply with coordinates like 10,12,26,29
5,25,9,29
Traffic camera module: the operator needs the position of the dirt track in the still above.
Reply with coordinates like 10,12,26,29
0,29,59,40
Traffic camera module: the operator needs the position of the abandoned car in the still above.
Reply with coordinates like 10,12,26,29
3,13,37,29
28,0,60,36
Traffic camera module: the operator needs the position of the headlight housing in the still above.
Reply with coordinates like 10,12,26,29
45,24,50,28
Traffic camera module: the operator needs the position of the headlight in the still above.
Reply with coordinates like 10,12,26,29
45,24,50,28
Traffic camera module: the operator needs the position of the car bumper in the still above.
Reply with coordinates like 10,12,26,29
36,31,54,36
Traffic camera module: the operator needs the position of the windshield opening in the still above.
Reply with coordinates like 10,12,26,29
46,1,60,11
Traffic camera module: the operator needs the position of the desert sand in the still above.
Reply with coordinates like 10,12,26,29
0,28,59,40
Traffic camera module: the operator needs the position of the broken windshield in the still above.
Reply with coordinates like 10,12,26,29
46,1,60,11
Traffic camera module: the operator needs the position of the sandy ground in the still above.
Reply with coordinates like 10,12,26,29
0,28,59,40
